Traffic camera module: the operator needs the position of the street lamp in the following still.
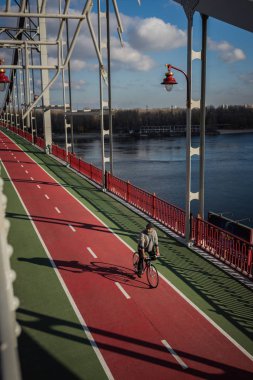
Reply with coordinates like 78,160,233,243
0,59,11,92
161,63,192,245
161,65,178,92
161,64,190,104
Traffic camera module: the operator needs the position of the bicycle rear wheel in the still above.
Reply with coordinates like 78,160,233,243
133,252,139,273
146,264,159,288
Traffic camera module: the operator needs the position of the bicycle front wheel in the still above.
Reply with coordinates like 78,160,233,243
146,264,159,288
133,252,139,273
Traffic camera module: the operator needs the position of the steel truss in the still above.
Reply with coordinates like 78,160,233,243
0,0,124,162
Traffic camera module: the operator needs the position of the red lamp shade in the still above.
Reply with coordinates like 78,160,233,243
161,69,177,92
0,68,10,91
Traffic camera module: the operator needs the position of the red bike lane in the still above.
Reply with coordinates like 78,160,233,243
1,131,253,380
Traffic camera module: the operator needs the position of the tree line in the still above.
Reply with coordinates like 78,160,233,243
36,105,253,135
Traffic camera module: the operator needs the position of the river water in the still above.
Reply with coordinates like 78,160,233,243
54,132,253,227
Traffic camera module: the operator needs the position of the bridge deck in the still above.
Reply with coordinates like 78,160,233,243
0,127,253,380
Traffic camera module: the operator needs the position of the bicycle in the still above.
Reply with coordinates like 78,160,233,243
133,251,159,288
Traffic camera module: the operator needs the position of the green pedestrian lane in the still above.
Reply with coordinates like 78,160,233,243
1,160,108,380
1,127,253,379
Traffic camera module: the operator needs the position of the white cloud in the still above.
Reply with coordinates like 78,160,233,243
70,59,87,71
72,79,86,90
47,55,87,71
42,10,187,74
240,72,253,84
111,39,155,71
71,13,186,71
49,78,86,91
127,17,186,51
225,48,246,62
208,38,246,63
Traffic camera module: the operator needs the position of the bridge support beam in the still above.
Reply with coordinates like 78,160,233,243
97,0,114,189
199,14,208,219
183,1,208,245
38,0,52,149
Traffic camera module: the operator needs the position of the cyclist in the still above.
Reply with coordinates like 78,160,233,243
137,222,160,278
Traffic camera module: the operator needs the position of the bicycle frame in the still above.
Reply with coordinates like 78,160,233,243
133,252,159,288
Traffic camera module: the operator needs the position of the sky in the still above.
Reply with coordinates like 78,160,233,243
0,0,253,109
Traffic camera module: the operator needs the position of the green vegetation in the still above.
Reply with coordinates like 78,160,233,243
43,105,253,135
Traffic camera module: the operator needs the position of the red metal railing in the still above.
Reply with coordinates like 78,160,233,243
1,121,252,279
24,131,33,143
90,165,103,185
2,123,34,144
107,172,185,237
68,153,103,186
106,174,128,201
155,197,185,236
17,129,25,138
34,136,45,149
79,159,92,178
68,153,79,170
195,217,252,277
51,144,68,162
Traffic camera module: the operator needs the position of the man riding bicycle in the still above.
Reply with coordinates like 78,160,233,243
137,222,160,278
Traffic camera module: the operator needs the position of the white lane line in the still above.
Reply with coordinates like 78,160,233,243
55,207,61,214
11,153,14,156
37,184,41,189
30,177,34,181
162,340,188,370
68,224,76,232
44,194,50,200
87,247,97,259
115,282,131,300
21,164,24,167
14,156,16,159
25,170,28,174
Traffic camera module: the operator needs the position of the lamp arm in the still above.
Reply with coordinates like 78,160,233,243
165,63,190,107
166,63,188,82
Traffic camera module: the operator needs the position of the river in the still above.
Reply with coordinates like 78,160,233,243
54,131,253,227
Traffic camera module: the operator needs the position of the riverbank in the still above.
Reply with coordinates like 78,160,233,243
218,128,253,134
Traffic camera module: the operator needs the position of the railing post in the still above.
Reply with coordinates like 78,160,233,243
105,170,108,191
189,212,193,242
127,180,130,203
90,163,93,180
195,216,200,246
247,246,253,277
152,193,156,219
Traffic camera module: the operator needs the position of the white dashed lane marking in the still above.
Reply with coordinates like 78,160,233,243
87,247,97,259
68,224,76,232
162,340,188,370
115,282,131,300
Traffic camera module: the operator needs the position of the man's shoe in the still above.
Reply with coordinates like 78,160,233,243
137,271,142,278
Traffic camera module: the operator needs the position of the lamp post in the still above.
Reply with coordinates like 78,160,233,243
161,64,192,244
